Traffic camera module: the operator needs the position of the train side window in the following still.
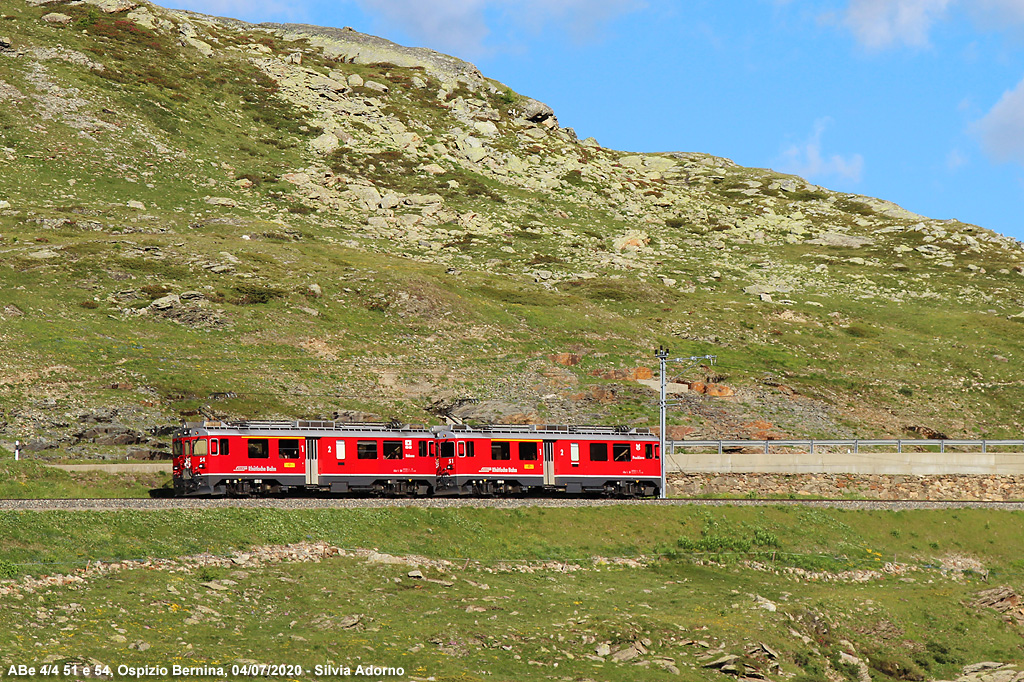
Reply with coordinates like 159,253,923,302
457,441,465,458
220,439,229,457
173,440,182,457
645,443,656,459
419,441,430,457
518,442,538,461
570,443,580,463
589,443,608,461
194,439,208,456
210,439,218,455
248,439,269,459
465,441,475,458
383,440,403,460
357,440,378,459
491,441,511,460
613,443,631,462
336,440,346,460
279,439,300,459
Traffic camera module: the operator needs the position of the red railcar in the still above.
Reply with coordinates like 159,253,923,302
434,424,660,496
173,420,437,497
173,421,661,497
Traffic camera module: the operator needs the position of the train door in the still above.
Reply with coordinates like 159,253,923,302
543,440,555,486
305,437,319,485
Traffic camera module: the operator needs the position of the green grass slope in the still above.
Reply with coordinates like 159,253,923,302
1,0,1023,455
0,506,1022,681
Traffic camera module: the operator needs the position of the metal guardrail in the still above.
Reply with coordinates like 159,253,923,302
668,439,1024,455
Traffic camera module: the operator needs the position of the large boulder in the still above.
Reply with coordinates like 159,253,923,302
519,98,555,124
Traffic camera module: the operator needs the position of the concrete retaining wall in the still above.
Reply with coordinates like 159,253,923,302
668,472,1024,501
49,463,172,474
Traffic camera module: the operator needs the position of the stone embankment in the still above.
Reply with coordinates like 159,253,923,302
669,473,1024,501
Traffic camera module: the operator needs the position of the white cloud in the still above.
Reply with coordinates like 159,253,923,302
843,0,953,49
353,0,645,56
946,148,968,171
356,0,490,54
778,118,865,183
974,75,1024,165
969,0,1024,28
838,0,1024,48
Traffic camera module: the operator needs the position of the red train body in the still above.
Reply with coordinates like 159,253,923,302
172,420,661,497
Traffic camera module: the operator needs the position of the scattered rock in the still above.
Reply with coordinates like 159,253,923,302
204,196,238,207
612,230,649,252
42,13,72,25
703,654,740,669
149,294,179,311
805,232,874,248
519,97,556,124
337,614,361,629
310,132,340,155
549,353,581,367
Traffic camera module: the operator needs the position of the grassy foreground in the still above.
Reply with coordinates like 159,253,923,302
0,506,1022,681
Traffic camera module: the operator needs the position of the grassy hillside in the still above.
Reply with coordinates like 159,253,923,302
0,506,1022,681
1,0,1024,457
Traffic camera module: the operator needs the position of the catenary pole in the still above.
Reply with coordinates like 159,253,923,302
655,349,717,501
657,348,668,499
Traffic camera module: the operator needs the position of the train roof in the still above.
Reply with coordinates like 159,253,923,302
177,420,655,439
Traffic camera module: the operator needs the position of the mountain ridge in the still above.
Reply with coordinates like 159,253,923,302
1,0,1023,456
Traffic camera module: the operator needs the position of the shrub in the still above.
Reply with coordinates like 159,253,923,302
232,285,284,305
0,559,17,579
498,89,517,107
843,324,877,338
78,300,99,309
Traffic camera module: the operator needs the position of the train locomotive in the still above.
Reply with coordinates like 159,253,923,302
172,420,661,498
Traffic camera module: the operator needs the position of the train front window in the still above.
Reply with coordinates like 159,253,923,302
193,439,207,456
248,439,269,459
279,439,300,459
173,440,182,457
440,442,455,458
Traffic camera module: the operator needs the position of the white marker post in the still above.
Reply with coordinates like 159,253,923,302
14,440,20,461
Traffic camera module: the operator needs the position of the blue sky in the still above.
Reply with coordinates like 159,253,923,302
168,0,1024,241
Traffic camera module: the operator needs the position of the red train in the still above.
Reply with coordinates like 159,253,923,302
172,420,661,497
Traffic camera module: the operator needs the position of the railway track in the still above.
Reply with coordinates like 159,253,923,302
1,497,1024,511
